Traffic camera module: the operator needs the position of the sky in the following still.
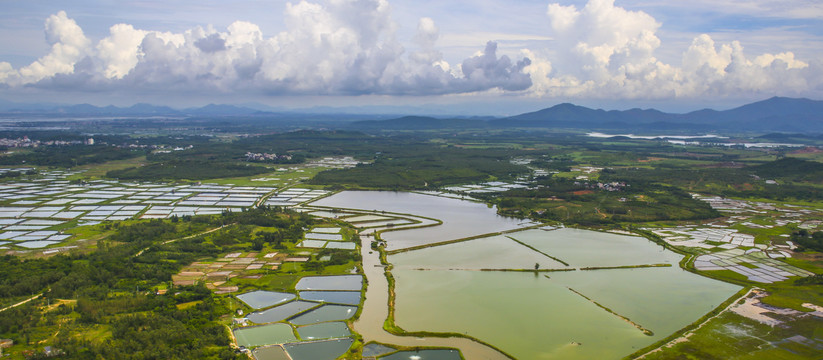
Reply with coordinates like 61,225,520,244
0,0,821,114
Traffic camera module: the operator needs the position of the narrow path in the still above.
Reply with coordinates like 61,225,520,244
0,293,42,313
353,233,512,360
506,235,570,266
133,224,231,258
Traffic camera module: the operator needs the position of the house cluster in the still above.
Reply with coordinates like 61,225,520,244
573,181,629,192
245,152,292,162
0,137,94,148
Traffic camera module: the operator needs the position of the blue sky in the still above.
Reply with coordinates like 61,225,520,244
0,0,821,114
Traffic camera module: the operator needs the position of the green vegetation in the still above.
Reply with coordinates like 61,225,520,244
481,179,719,226
0,205,356,358
107,160,270,180
0,125,821,360
310,146,527,189
0,145,144,167
791,230,823,252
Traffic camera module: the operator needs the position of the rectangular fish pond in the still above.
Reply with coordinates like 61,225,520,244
380,349,462,360
237,290,296,310
247,301,319,324
296,321,351,340
299,290,361,305
295,275,363,291
283,338,354,360
252,346,291,360
234,323,296,347
288,304,358,325
389,228,742,360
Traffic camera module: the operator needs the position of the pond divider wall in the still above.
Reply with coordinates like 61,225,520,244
567,287,654,336
505,235,570,266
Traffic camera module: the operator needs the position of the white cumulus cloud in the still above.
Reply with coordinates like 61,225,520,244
14,11,91,84
1,0,820,103
533,0,822,99
0,0,531,97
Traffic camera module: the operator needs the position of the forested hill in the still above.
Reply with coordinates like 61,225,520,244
349,97,823,133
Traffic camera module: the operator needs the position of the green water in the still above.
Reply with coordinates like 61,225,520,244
295,275,363,291
284,338,353,360
296,321,351,340
236,290,296,309
510,228,679,267
363,343,396,357
380,349,462,360
390,235,566,270
234,323,296,347
247,301,319,324
252,346,291,360
289,304,358,325
390,229,741,360
299,290,361,305
312,191,525,250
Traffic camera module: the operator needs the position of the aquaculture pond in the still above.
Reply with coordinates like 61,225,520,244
389,234,567,270
247,301,318,324
389,228,742,360
305,233,344,241
283,338,354,360
362,343,396,357
296,321,351,340
233,323,296,347
252,346,291,360
324,242,356,250
295,275,363,291
380,349,463,360
299,290,361,305
236,290,296,309
311,191,527,250
509,228,680,268
289,304,358,325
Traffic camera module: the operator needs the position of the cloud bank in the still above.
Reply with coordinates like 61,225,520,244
527,0,821,99
0,1,531,96
0,0,820,101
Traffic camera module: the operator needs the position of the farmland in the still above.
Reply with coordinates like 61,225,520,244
0,124,820,360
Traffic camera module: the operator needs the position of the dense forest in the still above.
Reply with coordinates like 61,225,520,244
310,146,527,189
0,145,145,167
106,160,270,180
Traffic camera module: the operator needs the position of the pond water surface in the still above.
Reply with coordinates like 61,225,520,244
295,275,363,291
289,304,358,325
236,290,295,309
233,323,296,347
314,191,741,359
311,191,526,250
299,290,361,305
283,338,353,360
247,301,318,324
390,229,741,360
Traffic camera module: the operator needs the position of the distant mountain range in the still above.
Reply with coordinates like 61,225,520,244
0,101,266,117
350,97,823,133
1,96,821,133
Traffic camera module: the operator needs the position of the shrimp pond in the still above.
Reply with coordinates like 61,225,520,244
310,191,742,359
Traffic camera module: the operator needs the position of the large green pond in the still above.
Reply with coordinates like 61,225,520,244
314,191,741,359
390,229,741,360
311,191,526,250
